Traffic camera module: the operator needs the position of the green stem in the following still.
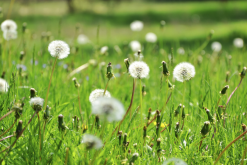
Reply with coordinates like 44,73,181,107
140,79,144,154
44,57,58,110
103,79,110,96
241,146,247,165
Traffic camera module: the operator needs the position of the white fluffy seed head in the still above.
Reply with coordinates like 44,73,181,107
0,78,9,93
3,30,17,41
211,41,222,52
129,61,150,79
82,134,103,150
145,32,157,43
173,62,195,82
134,52,144,60
177,47,185,55
233,38,244,48
89,89,111,104
100,46,108,54
91,97,125,122
77,34,90,44
29,97,44,111
48,40,70,59
130,40,141,52
130,20,143,31
1,20,17,32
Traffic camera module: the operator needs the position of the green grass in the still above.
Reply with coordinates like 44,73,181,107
0,1,247,164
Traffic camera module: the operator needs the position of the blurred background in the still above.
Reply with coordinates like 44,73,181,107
0,0,247,48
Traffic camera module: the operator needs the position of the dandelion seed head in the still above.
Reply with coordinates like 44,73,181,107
129,40,141,52
82,134,103,150
134,51,144,60
29,97,44,111
163,158,187,165
233,38,244,48
145,32,157,43
130,20,143,31
0,78,9,93
92,97,125,122
100,46,108,54
177,47,185,55
77,34,89,44
211,41,222,52
3,30,17,41
48,40,70,59
129,61,150,79
1,20,17,32
89,89,111,103
173,62,195,82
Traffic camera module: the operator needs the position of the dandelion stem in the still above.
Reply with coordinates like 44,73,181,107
240,146,247,165
0,135,14,142
0,119,17,138
139,79,144,154
226,78,243,106
115,79,136,133
214,130,247,164
64,147,69,165
44,57,58,110
103,79,110,96
0,110,15,121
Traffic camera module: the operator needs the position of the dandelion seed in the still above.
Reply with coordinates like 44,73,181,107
130,20,143,31
82,134,103,150
48,40,70,59
77,34,90,44
173,62,195,82
29,97,44,111
91,97,125,122
233,38,244,48
129,61,150,79
1,19,17,32
0,78,9,93
177,47,185,55
211,41,222,52
100,46,108,54
89,89,111,103
129,40,141,52
145,32,157,43
3,30,17,41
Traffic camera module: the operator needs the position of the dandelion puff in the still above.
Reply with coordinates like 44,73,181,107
129,40,141,52
173,62,195,82
29,97,44,111
211,41,222,52
177,47,185,55
77,34,90,44
233,38,244,48
163,158,187,165
130,20,143,31
129,61,150,79
89,89,111,103
145,32,157,43
91,97,125,122
0,78,9,93
82,134,103,150
3,30,17,41
100,46,108,54
1,20,17,32
48,40,70,59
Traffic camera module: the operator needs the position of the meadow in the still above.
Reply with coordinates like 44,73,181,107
0,1,247,164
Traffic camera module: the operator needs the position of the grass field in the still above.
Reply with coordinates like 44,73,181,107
0,1,247,164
